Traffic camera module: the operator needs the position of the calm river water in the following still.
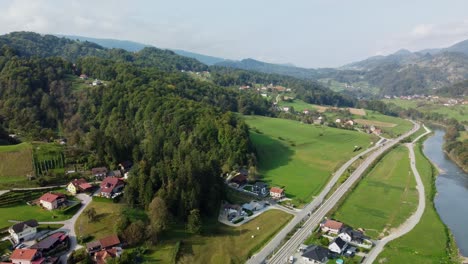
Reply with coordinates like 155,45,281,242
423,129,468,256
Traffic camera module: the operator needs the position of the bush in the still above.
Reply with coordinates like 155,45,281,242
232,217,244,224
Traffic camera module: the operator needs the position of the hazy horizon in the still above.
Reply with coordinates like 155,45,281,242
1,0,468,67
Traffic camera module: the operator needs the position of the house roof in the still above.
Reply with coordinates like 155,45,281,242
322,219,344,230
86,240,102,251
95,248,119,264
332,237,347,249
230,174,247,184
92,167,108,175
254,182,267,188
70,178,92,191
100,177,125,194
39,193,65,203
302,245,329,261
11,219,38,233
270,187,284,194
10,248,37,260
31,233,67,250
99,235,120,248
341,227,367,240
119,161,133,170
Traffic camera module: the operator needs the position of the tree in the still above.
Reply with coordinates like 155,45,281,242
147,196,169,244
247,166,258,182
115,213,130,235
83,207,97,221
122,220,145,246
187,209,202,234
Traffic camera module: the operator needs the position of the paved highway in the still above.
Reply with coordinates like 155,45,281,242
248,121,419,264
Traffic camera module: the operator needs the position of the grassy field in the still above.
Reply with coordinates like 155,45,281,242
384,99,468,122
332,146,418,238
75,198,125,241
278,99,366,116
375,140,459,263
0,143,34,188
0,203,75,229
169,210,292,264
244,116,376,204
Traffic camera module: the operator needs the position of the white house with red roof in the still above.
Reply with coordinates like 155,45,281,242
320,219,344,235
10,248,45,264
100,177,125,198
270,187,285,199
39,193,66,210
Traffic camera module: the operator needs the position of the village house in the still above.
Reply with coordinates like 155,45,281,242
252,182,268,197
10,248,45,264
301,245,329,264
118,161,133,172
335,118,341,123
30,232,69,254
100,177,125,198
91,167,108,180
67,178,92,195
281,106,290,112
39,193,66,210
270,187,285,199
92,79,102,86
9,219,38,244
303,109,310,115
328,237,348,254
94,247,122,264
230,174,247,186
86,235,121,254
79,74,88,80
242,201,264,211
107,170,122,178
320,219,344,234
338,227,368,244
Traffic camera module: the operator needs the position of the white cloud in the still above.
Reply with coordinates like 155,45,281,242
411,24,434,37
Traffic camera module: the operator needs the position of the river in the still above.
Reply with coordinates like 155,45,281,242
422,129,468,257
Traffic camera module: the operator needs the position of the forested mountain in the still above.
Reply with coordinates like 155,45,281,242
60,34,227,65
436,80,468,97
0,32,207,71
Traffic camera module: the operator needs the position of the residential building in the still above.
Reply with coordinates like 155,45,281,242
39,193,66,210
252,182,268,196
79,74,88,80
86,235,121,253
94,247,122,264
9,219,38,244
270,187,285,199
301,245,329,264
320,219,344,234
92,79,102,86
338,227,368,244
242,201,263,211
328,237,348,254
10,249,44,264
118,161,133,172
92,167,108,180
230,174,247,186
100,177,125,198
67,179,92,195
31,232,68,254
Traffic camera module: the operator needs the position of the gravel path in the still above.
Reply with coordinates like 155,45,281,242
364,125,430,264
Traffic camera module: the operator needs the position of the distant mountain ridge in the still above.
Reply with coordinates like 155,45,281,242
59,35,227,65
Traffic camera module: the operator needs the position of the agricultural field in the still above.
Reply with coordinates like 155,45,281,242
376,141,458,264
384,99,468,122
32,142,66,176
0,189,75,229
332,146,418,238
0,143,34,188
162,209,292,263
357,111,413,138
278,98,366,116
244,115,376,204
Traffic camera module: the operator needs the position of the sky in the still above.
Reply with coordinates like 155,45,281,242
1,0,468,68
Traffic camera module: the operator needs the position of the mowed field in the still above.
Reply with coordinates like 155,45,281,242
278,99,367,116
333,146,418,238
0,143,34,188
359,111,413,138
244,115,376,203
376,141,458,263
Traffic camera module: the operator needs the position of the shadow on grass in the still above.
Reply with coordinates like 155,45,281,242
250,131,294,175
366,180,405,193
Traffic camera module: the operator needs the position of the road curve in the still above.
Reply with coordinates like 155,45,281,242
364,125,430,264
248,121,420,264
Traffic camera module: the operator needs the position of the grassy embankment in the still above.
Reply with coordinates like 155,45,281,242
76,198,293,263
244,115,376,205
376,138,460,264
332,146,418,239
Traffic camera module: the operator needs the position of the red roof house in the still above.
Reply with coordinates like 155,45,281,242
269,187,285,199
39,193,66,210
67,178,92,194
10,248,45,264
100,178,125,198
320,219,344,234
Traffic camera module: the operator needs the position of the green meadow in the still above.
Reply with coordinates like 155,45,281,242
333,146,418,238
244,115,376,204
376,140,459,264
